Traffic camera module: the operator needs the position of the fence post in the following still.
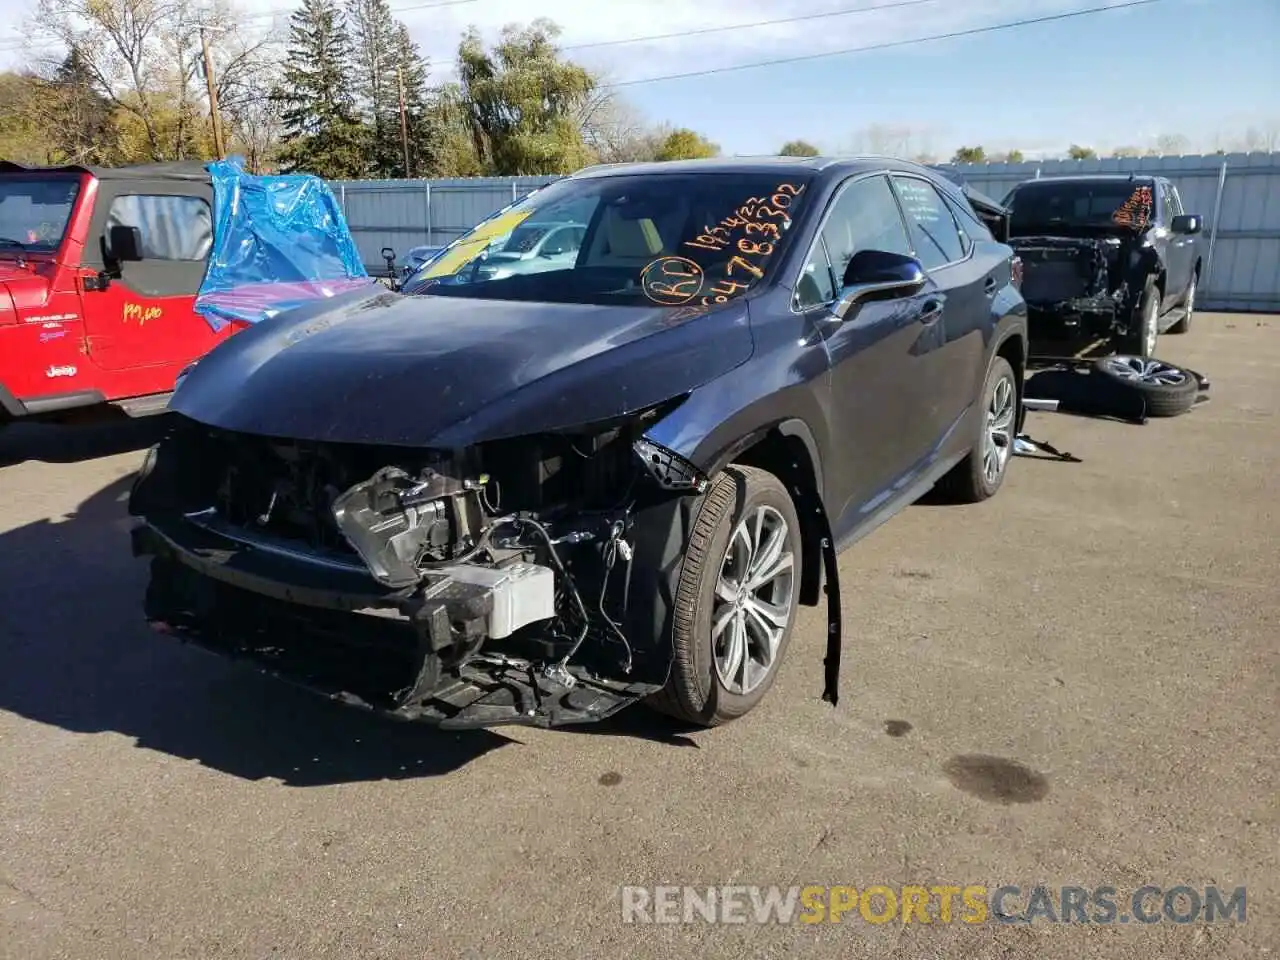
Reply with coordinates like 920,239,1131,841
339,182,347,213
1204,159,1229,297
424,182,432,246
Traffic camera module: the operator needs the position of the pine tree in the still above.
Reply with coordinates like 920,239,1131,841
346,0,401,178
274,0,367,179
391,23,438,178
42,48,115,164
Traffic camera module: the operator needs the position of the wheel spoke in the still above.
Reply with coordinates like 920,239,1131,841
715,575,739,603
743,602,782,667
711,604,736,642
748,551,792,593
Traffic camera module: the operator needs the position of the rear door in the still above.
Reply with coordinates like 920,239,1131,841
889,174,991,465
80,181,221,373
791,172,931,533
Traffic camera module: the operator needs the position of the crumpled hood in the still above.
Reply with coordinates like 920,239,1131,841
170,288,755,446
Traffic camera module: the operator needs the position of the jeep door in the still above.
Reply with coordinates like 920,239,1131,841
80,181,223,375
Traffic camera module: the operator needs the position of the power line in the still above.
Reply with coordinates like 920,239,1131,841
601,0,1166,88
558,0,944,53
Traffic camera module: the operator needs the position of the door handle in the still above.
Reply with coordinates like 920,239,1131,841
918,299,943,323
984,275,998,295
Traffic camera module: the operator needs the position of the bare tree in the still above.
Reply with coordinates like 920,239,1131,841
1152,132,1189,156
32,0,278,162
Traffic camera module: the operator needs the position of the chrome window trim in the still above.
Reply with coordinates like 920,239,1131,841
788,170,910,315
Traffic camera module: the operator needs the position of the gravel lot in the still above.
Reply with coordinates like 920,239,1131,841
1,314,1276,960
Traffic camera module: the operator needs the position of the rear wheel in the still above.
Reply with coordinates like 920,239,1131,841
649,464,802,726
935,355,1017,504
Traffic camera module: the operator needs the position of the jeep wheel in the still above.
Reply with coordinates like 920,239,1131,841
1168,274,1196,334
649,464,801,726
935,354,1017,504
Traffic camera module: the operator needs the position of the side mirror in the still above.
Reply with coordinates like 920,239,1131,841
107,225,144,263
1170,214,1202,235
832,250,927,318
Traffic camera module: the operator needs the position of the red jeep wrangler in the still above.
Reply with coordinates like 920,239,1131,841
0,160,244,425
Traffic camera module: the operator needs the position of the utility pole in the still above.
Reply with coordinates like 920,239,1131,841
396,63,411,178
198,25,227,159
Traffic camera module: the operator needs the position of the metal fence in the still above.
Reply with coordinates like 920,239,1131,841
331,152,1280,311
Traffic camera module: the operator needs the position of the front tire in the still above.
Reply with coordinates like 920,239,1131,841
1168,273,1196,334
1121,284,1161,356
649,464,802,726
935,354,1017,504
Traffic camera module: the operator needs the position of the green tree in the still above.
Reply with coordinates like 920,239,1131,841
1111,145,1141,158
1003,149,1024,163
391,22,441,178
456,19,598,175
655,127,719,161
1067,144,1097,160
274,0,367,178
42,49,117,164
779,139,819,157
0,72,45,165
951,145,985,164
347,0,401,177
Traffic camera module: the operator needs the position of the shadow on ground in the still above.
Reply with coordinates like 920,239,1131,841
0,468,698,787
0,413,173,467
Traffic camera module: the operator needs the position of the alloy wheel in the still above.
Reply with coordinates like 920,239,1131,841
982,375,1015,486
712,505,795,696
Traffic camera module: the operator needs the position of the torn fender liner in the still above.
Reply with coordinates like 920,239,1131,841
817,503,842,707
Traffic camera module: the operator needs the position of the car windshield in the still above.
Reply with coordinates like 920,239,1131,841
1005,180,1155,234
404,172,815,308
0,177,81,255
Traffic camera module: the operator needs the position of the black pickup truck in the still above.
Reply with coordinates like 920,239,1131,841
1002,174,1203,357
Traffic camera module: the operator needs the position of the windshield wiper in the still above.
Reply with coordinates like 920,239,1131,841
0,237,29,249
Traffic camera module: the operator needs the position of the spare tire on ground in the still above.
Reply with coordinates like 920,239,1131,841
1090,355,1200,417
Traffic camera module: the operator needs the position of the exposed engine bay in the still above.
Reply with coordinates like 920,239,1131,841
130,408,713,728
1010,232,1151,346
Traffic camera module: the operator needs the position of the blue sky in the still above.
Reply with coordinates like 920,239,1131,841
2,0,1276,159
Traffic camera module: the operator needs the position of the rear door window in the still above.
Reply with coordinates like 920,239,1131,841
105,194,213,262
891,176,967,270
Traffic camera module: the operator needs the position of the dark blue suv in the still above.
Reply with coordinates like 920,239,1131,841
130,156,1028,730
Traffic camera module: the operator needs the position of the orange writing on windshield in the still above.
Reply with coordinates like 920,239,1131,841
1112,186,1153,228
641,256,706,305
680,183,805,306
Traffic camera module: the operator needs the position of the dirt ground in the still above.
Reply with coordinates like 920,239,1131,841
1,314,1276,960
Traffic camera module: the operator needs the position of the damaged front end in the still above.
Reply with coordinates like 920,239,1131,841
1012,234,1153,351
130,407,709,729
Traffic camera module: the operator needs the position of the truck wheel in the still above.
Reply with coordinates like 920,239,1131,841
649,464,802,726
1091,356,1199,417
1168,274,1196,334
935,355,1017,505
1121,285,1160,356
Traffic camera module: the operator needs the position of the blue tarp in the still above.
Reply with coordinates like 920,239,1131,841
194,157,375,331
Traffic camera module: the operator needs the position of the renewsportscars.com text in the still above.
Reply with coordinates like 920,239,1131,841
620,884,1247,925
